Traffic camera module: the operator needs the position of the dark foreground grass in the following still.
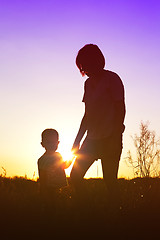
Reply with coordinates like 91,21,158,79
0,176,160,239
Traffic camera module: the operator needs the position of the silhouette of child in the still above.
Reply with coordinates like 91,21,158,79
38,129,72,195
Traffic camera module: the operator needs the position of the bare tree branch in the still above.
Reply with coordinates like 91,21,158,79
126,121,160,178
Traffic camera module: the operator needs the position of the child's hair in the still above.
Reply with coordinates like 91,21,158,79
41,129,59,142
76,44,105,75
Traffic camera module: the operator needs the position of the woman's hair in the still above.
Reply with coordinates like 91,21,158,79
76,44,105,76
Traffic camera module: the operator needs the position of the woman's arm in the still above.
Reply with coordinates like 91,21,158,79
72,111,87,153
114,100,126,134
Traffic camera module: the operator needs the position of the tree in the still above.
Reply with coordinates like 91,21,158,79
126,122,160,178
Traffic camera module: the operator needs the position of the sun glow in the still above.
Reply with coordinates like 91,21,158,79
60,149,76,177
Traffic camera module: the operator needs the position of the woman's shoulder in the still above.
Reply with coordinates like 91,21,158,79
104,69,120,79
104,70,123,87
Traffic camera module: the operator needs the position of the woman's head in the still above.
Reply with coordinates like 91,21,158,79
76,44,105,77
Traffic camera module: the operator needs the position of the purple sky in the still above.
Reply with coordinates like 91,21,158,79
0,0,160,178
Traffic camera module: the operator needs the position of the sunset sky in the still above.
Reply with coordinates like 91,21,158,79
0,0,160,179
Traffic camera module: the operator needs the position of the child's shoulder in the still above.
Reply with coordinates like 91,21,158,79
38,154,45,164
54,151,62,158
52,151,62,161
38,152,63,167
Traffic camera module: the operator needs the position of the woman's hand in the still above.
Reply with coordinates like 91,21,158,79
72,142,80,155
71,112,87,155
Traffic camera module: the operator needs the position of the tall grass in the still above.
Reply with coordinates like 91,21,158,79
0,176,160,238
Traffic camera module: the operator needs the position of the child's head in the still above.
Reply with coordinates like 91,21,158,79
41,129,59,152
76,44,105,77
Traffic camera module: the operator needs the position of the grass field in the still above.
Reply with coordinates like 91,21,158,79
0,176,160,239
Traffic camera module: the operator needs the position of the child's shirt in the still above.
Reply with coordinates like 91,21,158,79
38,152,67,189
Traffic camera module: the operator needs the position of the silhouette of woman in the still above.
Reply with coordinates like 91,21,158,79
70,44,126,203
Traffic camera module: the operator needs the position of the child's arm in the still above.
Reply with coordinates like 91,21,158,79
39,169,48,187
63,160,72,169
62,155,76,169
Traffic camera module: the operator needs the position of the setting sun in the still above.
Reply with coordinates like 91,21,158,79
60,149,76,177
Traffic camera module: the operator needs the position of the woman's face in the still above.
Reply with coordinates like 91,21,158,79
81,65,103,77
80,64,95,77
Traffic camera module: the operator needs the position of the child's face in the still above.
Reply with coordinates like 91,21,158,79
41,135,59,152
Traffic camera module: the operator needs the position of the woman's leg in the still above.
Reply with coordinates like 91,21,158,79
101,152,121,195
100,134,122,206
70,155,94,187
70,138,96,190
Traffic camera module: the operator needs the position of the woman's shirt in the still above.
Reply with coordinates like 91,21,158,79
82,70,125,139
